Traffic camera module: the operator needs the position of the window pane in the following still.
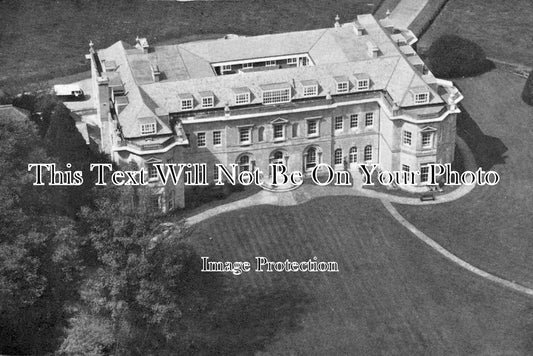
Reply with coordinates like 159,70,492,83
181,99,193,110
235,93,250,104
334,116,343,131
303,85,317,96
149,164,158,179
202,97,213,108
263,88,291,104
306,148,317,169
213,131,221,145
337,82,348,93
422,132,432,147
239,128,251,143
349,147,357,163
350,114,358,128
197,132,206,147
403,131,412,145
334,149,343,165
307,120,318,135
273,124,284,139
365,112,374,126
364,145,372,161
421,166,429,182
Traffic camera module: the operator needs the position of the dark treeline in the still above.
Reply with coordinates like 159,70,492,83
1,93,308,355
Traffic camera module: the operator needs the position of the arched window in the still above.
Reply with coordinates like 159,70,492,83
349,147,357,163
274,151,283,160
238,155,251,172
364,145,372,161
306,147,317,170
334,148,343,165
292,123,299,138
258,127,265,142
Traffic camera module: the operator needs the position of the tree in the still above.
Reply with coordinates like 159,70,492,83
0,113,83,354
12,92,109,216
426,35,494,78
522,70,533,105
63,184,215,354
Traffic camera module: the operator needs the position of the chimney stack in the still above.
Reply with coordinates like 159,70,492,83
136,36,150,54
334,14,340,28
151,64,161,82
366,41,380,58
352,22,364,36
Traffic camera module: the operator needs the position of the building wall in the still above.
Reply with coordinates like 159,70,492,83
180,101,382,181
113,148,186,211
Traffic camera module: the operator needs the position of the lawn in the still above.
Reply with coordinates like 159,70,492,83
0,0,380,92
187,196,533,354
398,69,533,290
418,0,533,66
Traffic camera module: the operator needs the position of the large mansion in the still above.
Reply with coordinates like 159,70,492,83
88,14,463,210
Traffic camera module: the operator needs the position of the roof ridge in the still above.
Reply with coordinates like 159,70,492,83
175,46,198,78
383,56,401,95
307,28,330,54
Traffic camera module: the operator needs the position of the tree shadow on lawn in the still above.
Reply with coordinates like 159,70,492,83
456,104,508,170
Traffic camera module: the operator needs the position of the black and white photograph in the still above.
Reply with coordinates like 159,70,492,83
1,0,532,354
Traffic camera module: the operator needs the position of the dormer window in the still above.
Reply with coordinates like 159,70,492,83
202,97,213,108
287,58,297,65
181,99,193,110
221,64,232,73
233,87,251,105
411,87,430,104
354,73,370,91
260,83,292,105
140,122,156,135
357,79,369,90
301,80,318,97
334,76,349,94
337,82,348,93
304,85,318,96
242,62,253,69
265,60,276,67
236,93,250,104
415,92,429,104
200,91,215,108
179,93,194,111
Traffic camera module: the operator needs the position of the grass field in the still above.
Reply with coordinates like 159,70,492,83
418,0,533,66
398,69,533,290
187,196,533,354
0,0,379,91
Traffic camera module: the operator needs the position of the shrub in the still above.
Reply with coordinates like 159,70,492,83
521,70,533,105
426,35,494,78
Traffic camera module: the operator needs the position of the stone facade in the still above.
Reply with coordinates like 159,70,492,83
88,14,463,211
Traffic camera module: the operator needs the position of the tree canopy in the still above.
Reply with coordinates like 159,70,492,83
0,109,83,354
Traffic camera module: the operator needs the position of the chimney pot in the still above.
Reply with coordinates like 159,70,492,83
334,14,340,28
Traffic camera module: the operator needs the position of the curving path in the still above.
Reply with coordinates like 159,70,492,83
183,135,533,297
185,136,476,225
381,199,533,296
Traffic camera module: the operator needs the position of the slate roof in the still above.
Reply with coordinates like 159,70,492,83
0,105,30,122
96,14,444,139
